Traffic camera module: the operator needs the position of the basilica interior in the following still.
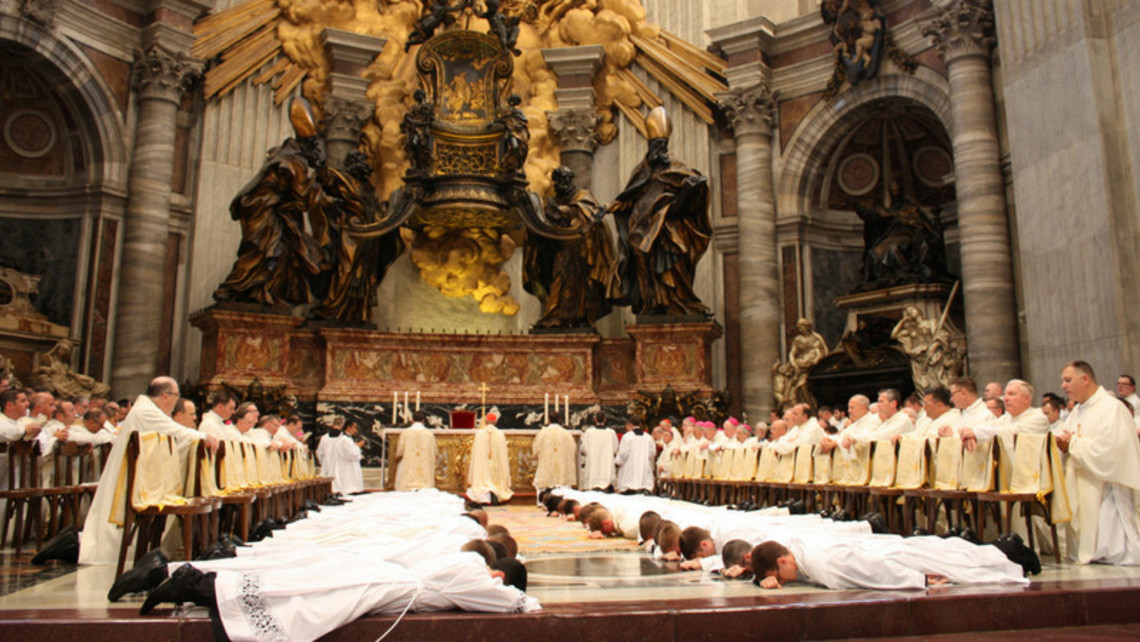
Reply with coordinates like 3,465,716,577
3,0,1140,639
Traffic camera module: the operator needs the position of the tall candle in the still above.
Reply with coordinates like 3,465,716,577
415,391,421,411
544,393,549,424
392,391,398,424
564,395,569,424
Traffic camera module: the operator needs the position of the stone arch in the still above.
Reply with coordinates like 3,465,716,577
777,69,952,218
0,14,128,188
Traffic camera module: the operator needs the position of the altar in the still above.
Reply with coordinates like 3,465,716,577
380,428,581,494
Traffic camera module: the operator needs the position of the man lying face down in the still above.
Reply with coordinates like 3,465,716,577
748,533,1031,591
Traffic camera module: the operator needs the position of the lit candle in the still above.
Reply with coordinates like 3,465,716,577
404,391,409,414
553,393,559,416
564,395,569,424
415,390,421,411
392,391,398,424
544,393,549,424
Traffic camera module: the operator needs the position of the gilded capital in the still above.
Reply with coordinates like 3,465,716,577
320,95,375,143
922,0,996,61
132,44,202,102
547,109,600,154
717,84,776,136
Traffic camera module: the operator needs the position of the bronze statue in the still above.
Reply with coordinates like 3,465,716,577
607,107,712,317
312,151,404,324
850,181,952,292
522,166,614,329
402,88,435,177
405,0,467,51
496,94,529,177
214,97,333,307
480,0,521,55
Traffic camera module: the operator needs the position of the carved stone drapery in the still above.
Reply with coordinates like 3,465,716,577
717,84,777,136
922,0,996,60
132,43,203,103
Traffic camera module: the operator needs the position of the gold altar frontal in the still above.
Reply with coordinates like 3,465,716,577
381,428,580,493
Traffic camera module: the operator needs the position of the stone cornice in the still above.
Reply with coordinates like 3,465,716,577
56,0,141,61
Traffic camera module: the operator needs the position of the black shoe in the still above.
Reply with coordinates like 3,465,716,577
302,500,322,512
269,518,288,530
911,527,932,537
489,492,500,506
830,508,853,522
32,526,79,565
991,532,1041,576
287,509,309,523
249,520,275,542
941,526,963,539
956,527,982,546
219,533,248,548
194,541,236,561
861,512,889,534
140,564,217,615
781,499,806,515
108,549,170,602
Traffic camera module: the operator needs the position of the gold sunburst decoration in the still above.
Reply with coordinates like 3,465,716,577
193,0,725,198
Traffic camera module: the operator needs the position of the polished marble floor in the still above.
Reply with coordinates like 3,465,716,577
4,502,1140,640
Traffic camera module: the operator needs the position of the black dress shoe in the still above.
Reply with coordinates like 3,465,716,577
784,499,807,515
32,526,79,565
195,541,236,561
992,532,1042,576
108,549,170,602
302,500,322,512
861,512,889,534
249,520,275,542
219,533,249,548
287,509,309,523
140,564,217,615
956,527,982,546
830,508,853,522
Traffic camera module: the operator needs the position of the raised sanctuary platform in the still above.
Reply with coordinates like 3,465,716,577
4,503,1140,640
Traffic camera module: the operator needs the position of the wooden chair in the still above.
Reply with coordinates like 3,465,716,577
837,441,873,516
977,432,1064,562
49,441,98,535
867,440,905,533
115,432,215,579
1,440,47,555
783,444,817,511
215,441,256,542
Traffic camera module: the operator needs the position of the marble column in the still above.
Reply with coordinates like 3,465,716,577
718,84,780,419
546,109,599,190
923,0,1020,382
320,28,383,169
542,45,604,190
111,43,201,395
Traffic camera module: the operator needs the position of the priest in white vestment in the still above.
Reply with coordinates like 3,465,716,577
198,390,238,442
0,389,41,518
532,422,577,493
466,413,513,504
859,389,915,443
1057,361,1140,564
952,377,993,429
337,422,366,494
913,386,960,442
959,380,1049,453
579,415,619,489
770,404,824,456
822,395,881,457
615,422,656,492
395,412,438,491
79,377,216,565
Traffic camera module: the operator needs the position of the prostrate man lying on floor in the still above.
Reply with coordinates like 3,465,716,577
750,532,1031,591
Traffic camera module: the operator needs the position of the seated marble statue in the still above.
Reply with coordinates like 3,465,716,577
606,107,712,317
30,340,110,399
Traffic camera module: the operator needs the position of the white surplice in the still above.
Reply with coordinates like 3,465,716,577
578,426,618,489
615,430,656,492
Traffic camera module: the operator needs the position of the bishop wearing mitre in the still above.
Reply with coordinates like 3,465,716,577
466,412,513,505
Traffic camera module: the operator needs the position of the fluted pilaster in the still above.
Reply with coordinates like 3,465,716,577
718,83,779,418
923,0,1019,382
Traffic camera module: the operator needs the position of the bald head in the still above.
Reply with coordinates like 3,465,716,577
147,376,180,414
847,394,870,420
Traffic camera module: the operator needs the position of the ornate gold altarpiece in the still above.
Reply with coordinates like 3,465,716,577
380,428,581,493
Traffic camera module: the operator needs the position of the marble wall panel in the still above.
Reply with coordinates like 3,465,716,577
0,216,80,327
810,246,862,349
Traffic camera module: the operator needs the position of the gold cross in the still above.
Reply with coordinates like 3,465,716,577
479,382,490,417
